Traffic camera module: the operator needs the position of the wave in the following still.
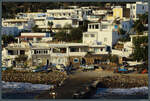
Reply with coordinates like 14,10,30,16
93,87,148,99
2,81,52,92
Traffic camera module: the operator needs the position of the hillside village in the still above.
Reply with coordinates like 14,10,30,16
2,2,148,72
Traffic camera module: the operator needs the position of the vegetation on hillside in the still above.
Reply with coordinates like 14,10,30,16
132,36,148,62
2,34,17,47
132,13,148,35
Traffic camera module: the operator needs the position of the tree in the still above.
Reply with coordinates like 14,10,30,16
69,27,83,42
132,13,148,35
119,34,130,42
132,36,148,61
80,20,90,32
55,30,68,41
54,24,83,42
32,25,41,32
118,28,126,35
2,34,17,46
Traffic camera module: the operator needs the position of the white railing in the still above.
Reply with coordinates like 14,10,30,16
111,49,131,57
51,53,68,57
69,52,87,56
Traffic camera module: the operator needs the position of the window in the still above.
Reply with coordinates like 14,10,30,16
44,50,48,54
20,50,25,55
104,38,107,42
102,25,108,29
89,25,92,29
91,34,95,37
92,25,95,29
100,48,103,51
84,34,89,37
133,6,135,9
53,48,66,53
95,24,99,29
55,24,61,28
143,6,144,10
95,48,99,53
73,58,79,63
8,50,14,55
70,48,79,52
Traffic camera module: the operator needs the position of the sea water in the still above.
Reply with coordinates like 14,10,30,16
2,81,52,99
92,87,148,99
2,81,148,99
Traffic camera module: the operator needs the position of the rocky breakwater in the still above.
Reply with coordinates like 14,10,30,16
2,70,68,85
78,74,148,99
96,75,148,88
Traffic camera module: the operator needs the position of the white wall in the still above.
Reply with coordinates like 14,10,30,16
128,2,148,20
83,22,119,47
21,32,47,37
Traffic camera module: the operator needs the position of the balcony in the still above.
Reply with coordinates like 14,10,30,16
69,52,87,56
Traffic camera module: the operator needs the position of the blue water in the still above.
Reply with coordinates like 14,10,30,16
2,81,52,99
2,81,148,99
91,87,148,99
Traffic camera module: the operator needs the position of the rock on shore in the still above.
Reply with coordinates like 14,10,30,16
96,75,148,88
2,70,68,85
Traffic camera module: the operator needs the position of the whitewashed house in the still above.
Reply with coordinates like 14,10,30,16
2,42,31,67
16,12,46,20
46,8,92,21
126,2,148,20
83,21,120,49
2,18,34,31
111,31,148,58
37,18,79,32
19,32,52,42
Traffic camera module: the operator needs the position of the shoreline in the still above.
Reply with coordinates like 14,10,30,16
2,70,148,99
35,71,148,99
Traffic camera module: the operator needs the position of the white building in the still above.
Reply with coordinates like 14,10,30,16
31,42,109,66
37,18,79,32
46,8,92,20
112,31,148,58
83,21,120,49
126,2,148,20
19,32,52,42
2,42,31,67
2,19,34,31
16,12,46,20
